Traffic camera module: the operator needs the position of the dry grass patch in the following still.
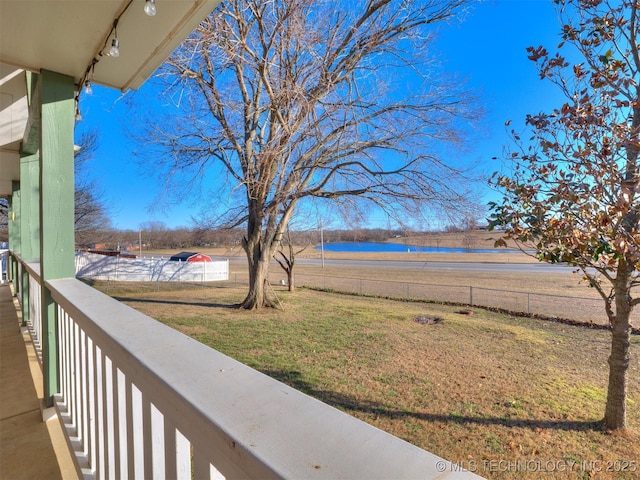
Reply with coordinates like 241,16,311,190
96,282,640,479
282,263,598,298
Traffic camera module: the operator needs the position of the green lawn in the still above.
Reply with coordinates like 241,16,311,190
100,282,640,479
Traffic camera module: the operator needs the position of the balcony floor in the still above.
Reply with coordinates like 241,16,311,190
0,283,77,479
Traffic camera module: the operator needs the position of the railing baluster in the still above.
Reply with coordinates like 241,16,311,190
116,368,127,480
104,356,115,480
28,275,37,349
142,393,153,478
128,382,144,479
149,402,164,479
72,322,81,441
64,310,74,426
86,336,96,473
95,345,105,479
81,329,89,459
58,308,69,409
175,428,190,480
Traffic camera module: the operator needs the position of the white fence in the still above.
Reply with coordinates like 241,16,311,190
75,252,229,283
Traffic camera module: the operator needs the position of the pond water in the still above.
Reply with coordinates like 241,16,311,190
316,241,515,254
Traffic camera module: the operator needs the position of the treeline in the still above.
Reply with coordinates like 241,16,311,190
0,213,483,251
75,224,417,251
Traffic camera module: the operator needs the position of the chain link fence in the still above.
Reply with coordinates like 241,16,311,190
95,266,637,329
224,271,639,328
296,273,615,325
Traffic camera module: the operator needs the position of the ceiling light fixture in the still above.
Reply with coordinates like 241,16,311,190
144,0,157,16
109,38,120,57
107,18,120,57
76,0,159,119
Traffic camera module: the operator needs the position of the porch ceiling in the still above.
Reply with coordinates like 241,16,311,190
0,0,222,197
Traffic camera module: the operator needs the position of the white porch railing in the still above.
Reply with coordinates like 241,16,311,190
9,258,45,363
0,246,8,283
12,254,481,480
25,261,43,361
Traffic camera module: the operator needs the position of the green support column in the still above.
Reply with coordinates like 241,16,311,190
9,182,21,293
19,151,40,260
38,70,76,406
19,150,41,325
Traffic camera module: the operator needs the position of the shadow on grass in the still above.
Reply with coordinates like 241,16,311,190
111,296,239,310
262,369,604,433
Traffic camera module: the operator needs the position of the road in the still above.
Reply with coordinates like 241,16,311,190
295,258,576,274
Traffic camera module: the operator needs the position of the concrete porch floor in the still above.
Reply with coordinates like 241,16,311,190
0,283,78,479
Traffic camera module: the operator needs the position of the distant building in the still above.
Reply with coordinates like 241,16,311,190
169,251,213,262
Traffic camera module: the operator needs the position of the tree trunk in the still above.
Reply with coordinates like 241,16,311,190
240,228,276,309
603,267,632,430
287,268,295,292
241,257,273,309
604,316,631,430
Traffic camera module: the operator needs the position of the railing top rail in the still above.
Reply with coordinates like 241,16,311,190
24,261,41,281
46,277,477,479
12,254,41,281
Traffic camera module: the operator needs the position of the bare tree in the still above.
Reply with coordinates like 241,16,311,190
75,130,112,245
275,225,311,291
145,0,478,309
139,221,171,249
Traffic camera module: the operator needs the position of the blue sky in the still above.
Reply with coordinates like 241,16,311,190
76,0,565,231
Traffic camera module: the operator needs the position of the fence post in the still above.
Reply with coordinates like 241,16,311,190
470,286,473,306
527,293,530,314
